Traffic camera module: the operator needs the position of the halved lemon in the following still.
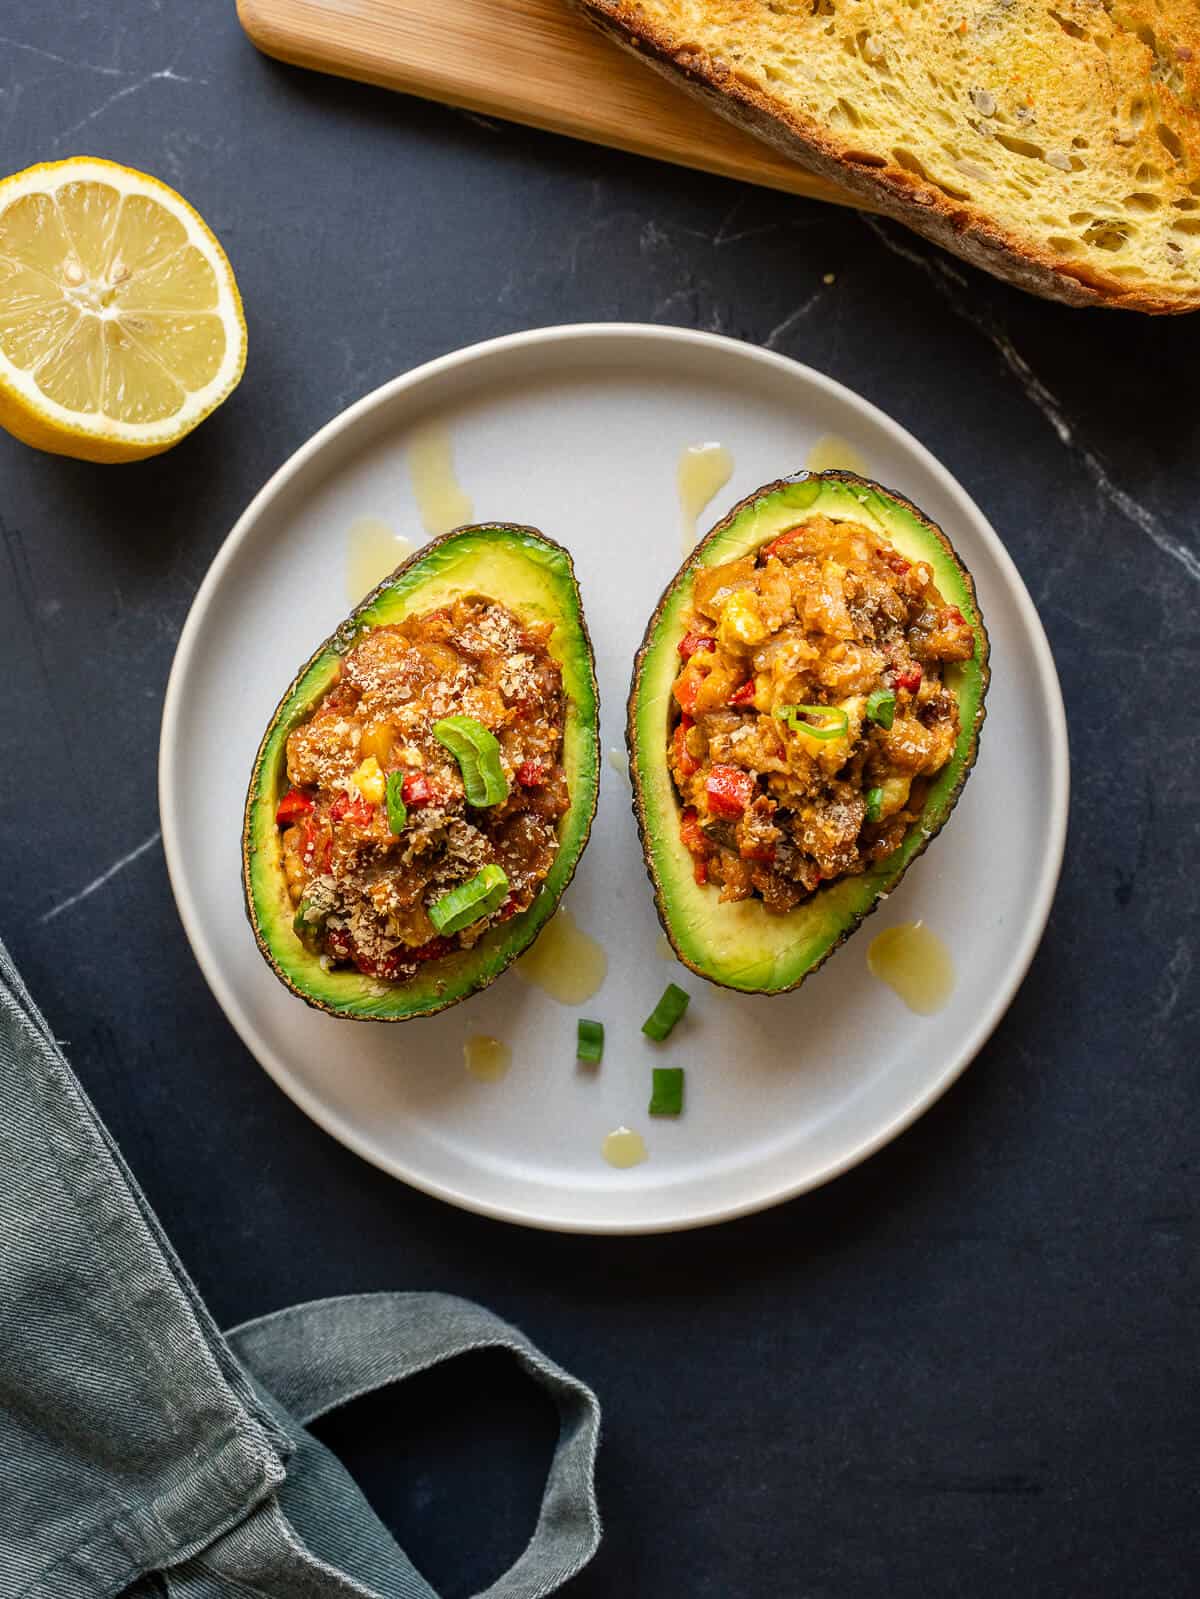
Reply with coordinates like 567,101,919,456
0,157,246,463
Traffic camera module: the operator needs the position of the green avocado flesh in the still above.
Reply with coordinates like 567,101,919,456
243,524,600,1021
627,472,989,996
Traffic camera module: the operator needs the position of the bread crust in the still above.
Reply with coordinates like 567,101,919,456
574,0,1200,314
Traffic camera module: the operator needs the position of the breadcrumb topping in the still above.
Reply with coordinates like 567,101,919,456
670,514,974,911
278,595,569,980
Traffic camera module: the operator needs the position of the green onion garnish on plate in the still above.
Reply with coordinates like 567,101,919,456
649,1066,684,1116
865,785,883,824
642,982,689,1042
577,1018,604,1064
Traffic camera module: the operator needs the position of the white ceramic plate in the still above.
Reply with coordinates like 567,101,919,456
160,325,1068,1234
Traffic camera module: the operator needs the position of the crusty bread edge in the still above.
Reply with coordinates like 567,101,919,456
572,0,1200,314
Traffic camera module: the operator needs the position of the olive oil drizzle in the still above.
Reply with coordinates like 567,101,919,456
602,1127,648,1168
345,516,413,604
463,1035,511,1082
514,910,607,1004
866,922,955,1014
677,442,734,553
804,434,869,476
406,424,474,535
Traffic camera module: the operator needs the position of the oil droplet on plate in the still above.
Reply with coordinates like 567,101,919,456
805,434,869,476
608,747,628,782
602,1127,648,1169
345,516,413,604
464,1034,511,1082
867,922,955,1015
515,910,607,1005
406,424,474,535
677,442,734,553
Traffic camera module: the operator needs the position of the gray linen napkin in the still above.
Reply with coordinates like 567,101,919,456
0,935,601,1599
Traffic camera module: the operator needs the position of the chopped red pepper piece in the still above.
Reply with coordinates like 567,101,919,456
360,949,401,979
515,760,545,787
402,773,435,806
882,550,911,577
706,765,755,818
893,663,923,693
728,679,757,707
330,928,451,979
408,935,455,963
944,606,966,626
763,525,807,558
275,787,314,826
671,717,700,779
679,806,709,855
678,631,717,659
329,791,375,828
352,946,405,979
679,807,712,885
299,815,331,874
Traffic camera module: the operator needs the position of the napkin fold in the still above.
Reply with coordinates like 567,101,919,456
0,936,601,1599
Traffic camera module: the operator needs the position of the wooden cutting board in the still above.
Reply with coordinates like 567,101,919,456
237,0,863,208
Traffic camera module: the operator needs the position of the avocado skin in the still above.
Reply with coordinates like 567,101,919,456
242,523,600,1022
626,471,990,995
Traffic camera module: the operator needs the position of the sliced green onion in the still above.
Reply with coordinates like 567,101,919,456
385,770,408,835
649,1066,685,1117
577,1018,604,1064
865,786,883,824
774,703,850,742
433,716,508,807
865,688,896,730
642,982,690,1042
428,864,509,935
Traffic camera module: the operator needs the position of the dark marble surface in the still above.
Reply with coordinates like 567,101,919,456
2,6,1198,1597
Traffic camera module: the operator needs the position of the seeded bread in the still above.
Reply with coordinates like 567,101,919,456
572,0,1200,311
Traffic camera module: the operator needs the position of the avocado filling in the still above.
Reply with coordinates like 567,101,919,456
668,512,976,912
277,594,568,980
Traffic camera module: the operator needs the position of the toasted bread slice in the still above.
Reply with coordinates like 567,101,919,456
573,0,1200,311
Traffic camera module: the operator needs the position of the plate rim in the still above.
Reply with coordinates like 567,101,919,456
158,321,1070,1234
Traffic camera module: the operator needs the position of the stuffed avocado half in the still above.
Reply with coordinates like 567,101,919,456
627,472,989,995
243,524,600,1021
